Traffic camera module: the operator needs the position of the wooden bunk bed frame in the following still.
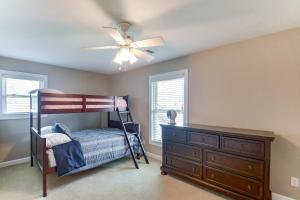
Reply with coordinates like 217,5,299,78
29,90,148,197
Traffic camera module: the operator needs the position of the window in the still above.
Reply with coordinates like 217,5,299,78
149,69,188,145
0,70,47,119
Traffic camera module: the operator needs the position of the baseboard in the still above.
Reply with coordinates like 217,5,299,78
272,193,295,200
0,157,30,168
146,152,162,161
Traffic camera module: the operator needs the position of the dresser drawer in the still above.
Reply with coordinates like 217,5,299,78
166,142,202,162
188,132,219,149
164,128,187,143
204,150,264,179
204,166,263,199
165,154,202,177
221,137,265,158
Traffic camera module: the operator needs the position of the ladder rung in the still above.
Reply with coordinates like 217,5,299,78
123,122,134,125
119,111,129,114
123,128,136,134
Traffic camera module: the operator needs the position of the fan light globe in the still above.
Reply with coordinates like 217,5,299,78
114,47,138,65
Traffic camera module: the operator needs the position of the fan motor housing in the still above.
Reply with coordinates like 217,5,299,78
118,21,131,34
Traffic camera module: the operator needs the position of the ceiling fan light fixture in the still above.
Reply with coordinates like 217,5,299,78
128,48,138,64
113,52,123,65
83,22,165,66
114,47,138,65
119,47,131,61
129,54,138,64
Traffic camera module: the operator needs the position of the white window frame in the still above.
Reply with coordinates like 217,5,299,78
149,69,188,146
0,70,48,120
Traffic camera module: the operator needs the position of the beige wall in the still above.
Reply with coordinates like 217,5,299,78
0,56,110,163
111,28,300,198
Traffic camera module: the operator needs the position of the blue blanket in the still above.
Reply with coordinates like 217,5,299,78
68,128,139,174
52,140,86,176
52,128,139,176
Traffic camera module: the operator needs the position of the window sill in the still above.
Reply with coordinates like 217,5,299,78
149,140,162,147
0,114,47,121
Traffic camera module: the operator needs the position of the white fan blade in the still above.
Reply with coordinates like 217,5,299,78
82,46,119,51
103,27,125,45
132,49,154,62
131,37,164,48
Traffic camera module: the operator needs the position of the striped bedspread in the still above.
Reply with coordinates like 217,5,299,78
66,128,139,174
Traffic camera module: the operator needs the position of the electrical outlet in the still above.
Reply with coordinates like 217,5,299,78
291,177,299,187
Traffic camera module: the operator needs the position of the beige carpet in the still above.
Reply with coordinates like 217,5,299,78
0,158,228,200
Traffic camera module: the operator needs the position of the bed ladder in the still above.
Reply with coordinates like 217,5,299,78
117,108,149,169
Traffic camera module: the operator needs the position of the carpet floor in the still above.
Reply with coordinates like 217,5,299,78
0,158,228,200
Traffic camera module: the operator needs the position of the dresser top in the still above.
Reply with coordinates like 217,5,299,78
161,123,275,141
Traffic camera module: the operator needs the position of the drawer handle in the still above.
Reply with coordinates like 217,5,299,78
210,173,215,179
247,165,253,170
247,185,252,191
192,167,196,172
193,151,198,156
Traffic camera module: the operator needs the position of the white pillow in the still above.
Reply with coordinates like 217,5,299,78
42,133,71,148
41,126,54,135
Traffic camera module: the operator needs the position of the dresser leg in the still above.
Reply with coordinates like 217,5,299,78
161,171,168,175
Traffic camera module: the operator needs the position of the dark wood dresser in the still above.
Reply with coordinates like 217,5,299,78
160,123,275,200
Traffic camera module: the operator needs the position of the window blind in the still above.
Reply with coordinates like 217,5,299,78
4,78,41,113
151,77,185,142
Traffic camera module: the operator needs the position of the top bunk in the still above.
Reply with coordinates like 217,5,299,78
30,89,128,114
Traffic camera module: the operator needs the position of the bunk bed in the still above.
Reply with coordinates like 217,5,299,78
29,90,149,197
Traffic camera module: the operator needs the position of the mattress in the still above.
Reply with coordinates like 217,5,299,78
47,128,139,172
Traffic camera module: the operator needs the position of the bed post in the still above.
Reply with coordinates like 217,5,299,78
108,112,110,127
108,96,116,128
42,139,47,197
30,93,33,167
37,92,41,135
124,95,129,121
37,92,47,197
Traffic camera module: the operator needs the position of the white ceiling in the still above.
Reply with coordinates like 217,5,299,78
0,0,300,74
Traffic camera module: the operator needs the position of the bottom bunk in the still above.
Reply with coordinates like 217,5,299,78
46,128,139,174
30,122,143,197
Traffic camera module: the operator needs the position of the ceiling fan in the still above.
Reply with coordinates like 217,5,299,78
82,22,165,65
